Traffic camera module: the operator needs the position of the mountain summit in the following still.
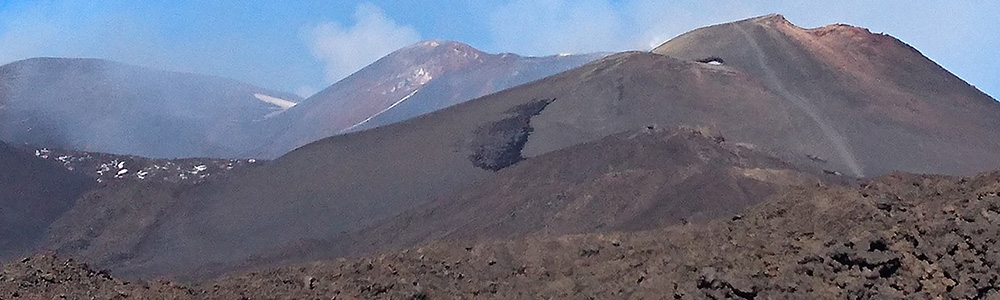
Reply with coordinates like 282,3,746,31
653,14,999,176
258,40,604,157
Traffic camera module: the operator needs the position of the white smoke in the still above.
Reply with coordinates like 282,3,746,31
305,3,421,84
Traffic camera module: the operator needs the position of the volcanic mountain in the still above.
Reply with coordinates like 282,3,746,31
0,141,92,259
0,58,302,158
38,15,1000,280
653,14,1000,176
258,40,603,157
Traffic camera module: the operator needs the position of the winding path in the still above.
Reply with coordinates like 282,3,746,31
736,25,865,177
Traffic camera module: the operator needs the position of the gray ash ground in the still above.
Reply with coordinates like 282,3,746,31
24,147,261,185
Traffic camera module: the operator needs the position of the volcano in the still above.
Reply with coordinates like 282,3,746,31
32,15,1000,281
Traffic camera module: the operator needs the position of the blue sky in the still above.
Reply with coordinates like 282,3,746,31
1,1,997,100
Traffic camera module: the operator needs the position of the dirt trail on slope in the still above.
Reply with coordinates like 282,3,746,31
736,25,865,177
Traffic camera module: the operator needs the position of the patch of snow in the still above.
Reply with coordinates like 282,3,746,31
341,89,420,133
558,53,574,57
412,68,433,85
116,169,129,176
194,165,208,172
707,61,723,66
254,94,297,110
97,163,111,175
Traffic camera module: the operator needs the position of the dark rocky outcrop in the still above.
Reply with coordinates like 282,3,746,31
468,99,553,171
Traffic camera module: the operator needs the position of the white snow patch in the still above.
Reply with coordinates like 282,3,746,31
254,94,298,110
116,169,129,176
707,61,723,66
341,89,420,133
557,53,574,57
412,68,433,85
97,163,111,175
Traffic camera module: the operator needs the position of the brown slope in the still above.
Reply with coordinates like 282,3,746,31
0,254,195,299
247,126,840,269
259,41,602,157
364,127,817,244
653,14,1000,176
0,142,92,260
197,171,1000,299
47,15,1000,279
10,170,1000,299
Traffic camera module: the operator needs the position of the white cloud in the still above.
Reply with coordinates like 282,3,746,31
306,3,421,84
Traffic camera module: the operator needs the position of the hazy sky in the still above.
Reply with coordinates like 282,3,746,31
1,1,997,100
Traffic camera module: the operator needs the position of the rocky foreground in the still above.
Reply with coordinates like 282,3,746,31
4,171,1000,299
